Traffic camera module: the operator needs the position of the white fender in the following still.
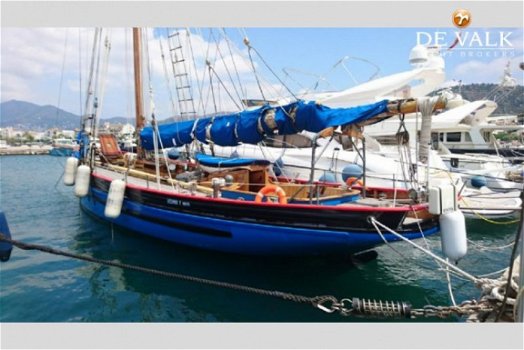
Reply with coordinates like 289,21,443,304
63,157,78,186
104,179,126,218
74,165,91,197
439,210,467,263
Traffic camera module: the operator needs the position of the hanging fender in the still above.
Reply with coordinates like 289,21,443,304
255,185,288,205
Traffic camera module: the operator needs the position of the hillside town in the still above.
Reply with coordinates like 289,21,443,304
0,122,135,155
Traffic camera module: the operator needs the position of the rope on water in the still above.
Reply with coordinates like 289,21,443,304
369,218,521,321
0,233,326,305
459,197,520,225
0,233,499,320
370,218,479,283
467,239,516,252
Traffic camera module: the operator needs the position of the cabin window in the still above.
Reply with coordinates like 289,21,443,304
464,132,472,142
483,132,491,142
439,133,444,141
446,132,461,142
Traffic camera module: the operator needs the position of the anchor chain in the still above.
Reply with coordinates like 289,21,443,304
410,300,495,319
313,296,496,319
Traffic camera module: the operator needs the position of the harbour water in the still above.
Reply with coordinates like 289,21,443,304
0,155,518,322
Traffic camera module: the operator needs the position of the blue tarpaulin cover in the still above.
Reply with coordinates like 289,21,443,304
195,153,270,167
141,119,195,150
141,99,389,150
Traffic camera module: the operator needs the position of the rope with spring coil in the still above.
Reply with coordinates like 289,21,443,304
0,234,496,319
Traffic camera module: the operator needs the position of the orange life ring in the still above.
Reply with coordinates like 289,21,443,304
345,177,364,188
255,185,288,204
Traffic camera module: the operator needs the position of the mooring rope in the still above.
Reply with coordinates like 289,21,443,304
0,234,502,320
370,218,479,283
459,196,521,225
0,233,327,306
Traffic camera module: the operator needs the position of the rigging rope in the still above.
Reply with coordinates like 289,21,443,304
89,29,104,140
186,28,207,115
83,28,100,125
395,114,416,189
201,29,216,114
244,40,297,101
201,30,221,116
78,29,83,119
281,67,314,96
55,29,69,126
244,37,266,101
208,66,219,115
142,28,163,189
210,29,243,108
158,36,178,117
93,30,112,141
221,28,247,103
206,63,242,111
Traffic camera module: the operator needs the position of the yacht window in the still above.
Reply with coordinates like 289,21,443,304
338,135,354,150
263,134,316,148
483,132,491,142
446,132,461,142
464,132,472,142
431,133,440,149
439,133,444,141
374,135,399,146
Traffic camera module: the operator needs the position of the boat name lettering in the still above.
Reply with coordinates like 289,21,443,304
167,198,190,207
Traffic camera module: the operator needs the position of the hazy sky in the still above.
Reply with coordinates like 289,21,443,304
1,27,522,120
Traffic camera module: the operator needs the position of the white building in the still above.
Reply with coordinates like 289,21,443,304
61,130,76,138
121,123,135,136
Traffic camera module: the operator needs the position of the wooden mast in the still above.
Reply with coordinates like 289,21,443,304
133,28,145,157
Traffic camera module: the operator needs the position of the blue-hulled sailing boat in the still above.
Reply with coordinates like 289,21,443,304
68,28,445,256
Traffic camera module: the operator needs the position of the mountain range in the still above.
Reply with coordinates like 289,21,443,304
0,100,131,131
1,83,523,130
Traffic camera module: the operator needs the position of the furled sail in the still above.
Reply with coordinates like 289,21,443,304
140,99,389,150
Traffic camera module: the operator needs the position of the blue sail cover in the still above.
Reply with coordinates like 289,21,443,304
195,153,270,167
236,106,272,144
269,100,389,134
141,119,195,150
140,99,389,150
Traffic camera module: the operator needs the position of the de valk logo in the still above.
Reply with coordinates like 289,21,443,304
452,9,471,28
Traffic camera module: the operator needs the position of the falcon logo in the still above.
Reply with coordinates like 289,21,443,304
453,9,471,28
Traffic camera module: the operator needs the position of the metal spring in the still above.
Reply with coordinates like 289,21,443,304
351,298,412,319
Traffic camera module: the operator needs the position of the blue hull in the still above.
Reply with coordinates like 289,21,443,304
80,188,438,256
